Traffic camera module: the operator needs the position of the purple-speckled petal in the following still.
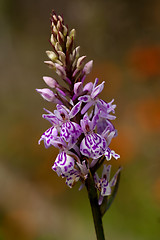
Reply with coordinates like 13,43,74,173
92,110,101,130
104,147,112,161
105,147,120,161
52,163,62,176
69,101,82,119
42,111,61,126
38,126,58,148
78,95,90,102
60,121,82,143
80,113,93,134
54,105,69,121
91,81,105,99
80,133,107,159
53,151,75,174
65,169,80,188
101,179,111,196
102,165,111,181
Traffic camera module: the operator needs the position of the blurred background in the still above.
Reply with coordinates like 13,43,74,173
0,0,160,239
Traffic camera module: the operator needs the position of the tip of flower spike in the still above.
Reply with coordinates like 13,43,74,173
36,88,55,102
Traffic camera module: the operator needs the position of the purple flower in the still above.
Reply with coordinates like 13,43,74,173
101,128,120,161
53,151,75,175
80,112,107,159
105,147,120,161
39,103,82,148
94,165,121,205
56,104,82,143
37,11,121,194
51,137,80,176
62,169,81,188
78,78,105,114
38,126,58,148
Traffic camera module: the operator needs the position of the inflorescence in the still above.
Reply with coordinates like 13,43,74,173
36,10,121,205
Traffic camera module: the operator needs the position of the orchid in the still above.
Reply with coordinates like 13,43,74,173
36,10,121,240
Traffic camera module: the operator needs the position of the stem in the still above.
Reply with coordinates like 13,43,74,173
85,171,106,240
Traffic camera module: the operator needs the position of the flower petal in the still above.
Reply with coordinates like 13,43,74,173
78,95,90,102
91,81,105,99
38,126,58,148
80,133,107,159
53,151,75,174
81,101,94,114
69,101,82,119
60,121,82,143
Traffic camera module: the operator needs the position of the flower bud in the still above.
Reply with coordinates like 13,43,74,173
69,29,76,40
74,82,83,95
46,50,57,61
55,42,62,51
63,25,68,36
83,82,93,92
36,88,55,102
50,34,56,46
53,25,58,35
83,60,93,75
77,56,86,69
43,76,59,88
58,51,66,65
54,63,66,78
66,36,72,50
57,20,62,32
44,61,55,69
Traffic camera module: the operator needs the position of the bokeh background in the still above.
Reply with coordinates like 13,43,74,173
0,0,160,239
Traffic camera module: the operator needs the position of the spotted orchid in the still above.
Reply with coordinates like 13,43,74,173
94,165,121,205
37,11,121,240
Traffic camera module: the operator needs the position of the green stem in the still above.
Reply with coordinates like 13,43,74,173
85,171,105,240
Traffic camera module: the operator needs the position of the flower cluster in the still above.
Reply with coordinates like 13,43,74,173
37,11,121,204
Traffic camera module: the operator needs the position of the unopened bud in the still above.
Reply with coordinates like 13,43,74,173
54,63,66,78
63,25,68,36
46,50,57,61
83,60,93,75
83,82,93,93
50,34,56,46
36,88,55,102
58,51,66,64
77,56,86,69
44,61,55,69
43,76,59,88
66,36,72,50
53,25,58,35
58,15,63,22
69,29,76,40
55,42,62,51
74,82,83,95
